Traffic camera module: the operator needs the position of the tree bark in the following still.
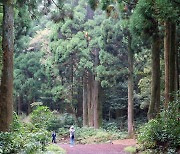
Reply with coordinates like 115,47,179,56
175,44,179,91
98,84,102,127
164,21,176,107
127,35,134,137
148,32,160,120
0,1,14,132
93,76,99,128
87,71,94,127
169,23,176,101
83,74,88,126
93,49,99,129
164,21,171,108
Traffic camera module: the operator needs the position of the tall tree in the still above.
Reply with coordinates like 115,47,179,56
130,0,161,120
89,0,137,136
127,34,134,137
0,0,14,131
154,0,179,107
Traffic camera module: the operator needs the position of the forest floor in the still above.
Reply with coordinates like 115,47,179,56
58,139,136,154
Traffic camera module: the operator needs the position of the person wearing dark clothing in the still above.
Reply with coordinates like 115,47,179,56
52,131,56,143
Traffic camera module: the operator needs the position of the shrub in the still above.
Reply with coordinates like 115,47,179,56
10,112,22,132
62,113,76,128
47,113,76,132
138,101,180,152
0,113,50,154
75,127,125,144
0,129,50,154
102,117,128,131
58,127,69,137
0,132,21,154
30,106,53,129
21,129,49,153
47,115,63,132
102,121,119,132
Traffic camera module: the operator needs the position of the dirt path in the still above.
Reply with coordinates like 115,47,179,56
58,139,136,154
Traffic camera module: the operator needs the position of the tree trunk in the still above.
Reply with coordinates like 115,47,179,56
164,21,171,108
83,74,88,126
127,35,134,137
93,49,99,129
175,45,179,91
71,59,78,124
98,84,102,127
169,23,176,101
0,1,14,132
164,21,176,107
76,77,83,118
87,71,94,127
148,32,160,120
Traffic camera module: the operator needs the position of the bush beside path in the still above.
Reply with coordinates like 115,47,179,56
58,139,136,154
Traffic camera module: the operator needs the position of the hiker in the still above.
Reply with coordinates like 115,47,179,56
69,125,75,147
52,131,56,143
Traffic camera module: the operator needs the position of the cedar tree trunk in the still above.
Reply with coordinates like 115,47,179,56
148,32,160,120
0,0,14,132
127,35,134,137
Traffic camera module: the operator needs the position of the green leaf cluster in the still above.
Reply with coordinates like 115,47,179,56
30,105,53,129
0,113,49,154
138,98,180,152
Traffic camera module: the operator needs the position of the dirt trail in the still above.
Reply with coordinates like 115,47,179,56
58,139,136,154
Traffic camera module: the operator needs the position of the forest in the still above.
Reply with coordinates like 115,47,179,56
0,0,179,153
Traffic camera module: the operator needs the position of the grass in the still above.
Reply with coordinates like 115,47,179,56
45,144,66,154
124,146,136,154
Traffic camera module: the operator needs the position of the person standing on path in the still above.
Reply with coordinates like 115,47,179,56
69,125,75,147
52,131,56,143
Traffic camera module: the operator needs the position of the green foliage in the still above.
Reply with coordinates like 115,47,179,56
10,112,22,132
30,105,53,129
0,114,49,154
130,0,180,39
14,51,47,113
129,0,155,38
14,5,32,54
155,0,180,22
45,144,66,154
58,127,69,137
102,121,119,132
0,132,17,154
47,113,76,132
21,130,49,153
88,0,99,10
138,99,180,152
56,126,127,144
134,50,151,109
47,116,63,132
75,127,125,144
124,146,136,153
62,113,76,128
96,17,128,88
